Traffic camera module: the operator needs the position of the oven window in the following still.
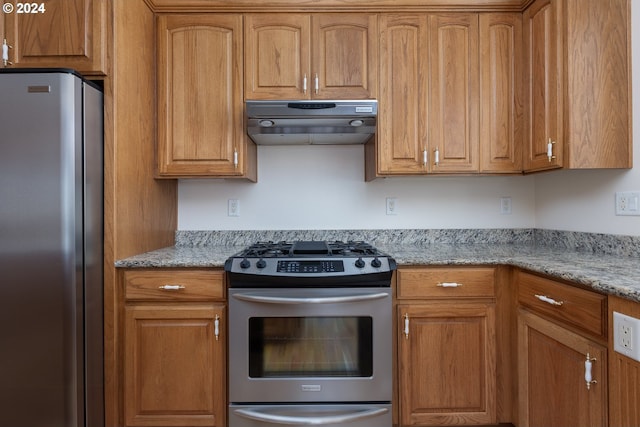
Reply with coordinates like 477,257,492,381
248,317,373,378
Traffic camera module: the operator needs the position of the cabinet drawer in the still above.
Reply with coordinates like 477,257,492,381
517,271,606,338
124,269,224,301
397,267,495,299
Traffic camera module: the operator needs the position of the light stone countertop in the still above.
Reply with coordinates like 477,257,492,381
115,242,640,303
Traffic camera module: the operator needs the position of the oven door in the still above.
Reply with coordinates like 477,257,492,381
228,287,392,404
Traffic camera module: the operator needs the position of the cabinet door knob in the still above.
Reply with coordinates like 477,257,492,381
303,74,307,94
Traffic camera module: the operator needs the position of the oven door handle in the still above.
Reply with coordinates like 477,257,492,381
233,406,389,425
231,292,389,305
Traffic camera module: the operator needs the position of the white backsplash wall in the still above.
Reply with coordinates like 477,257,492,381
178,145,536,230
533,0,640,237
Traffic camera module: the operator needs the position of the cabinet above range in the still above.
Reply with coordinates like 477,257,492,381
244,14,378,100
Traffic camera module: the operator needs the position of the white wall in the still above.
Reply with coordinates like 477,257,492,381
178,4,638,235
179,146,535,230
533,1,640,236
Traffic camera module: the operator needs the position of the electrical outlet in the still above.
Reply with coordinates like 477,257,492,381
386,197,398,215
613,311,640,362
615,192,640,216
500,197,512,215
228,199,240,217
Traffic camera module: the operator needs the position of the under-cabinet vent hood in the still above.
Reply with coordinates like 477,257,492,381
246,100,377,145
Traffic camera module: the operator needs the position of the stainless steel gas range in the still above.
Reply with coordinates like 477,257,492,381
225,241,396,427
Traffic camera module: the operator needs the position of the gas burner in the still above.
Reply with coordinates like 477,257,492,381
236,241,385,258
333,241,379,256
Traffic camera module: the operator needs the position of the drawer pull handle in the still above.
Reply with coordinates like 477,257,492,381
535,294,564,306
437,282,462,288
158,284,186,290
585,353,597,390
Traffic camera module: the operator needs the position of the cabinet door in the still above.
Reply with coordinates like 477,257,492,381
523,0,562,172
428,14,479,173
376,14,429,175
244,14,311,100
479,13,523,173
157,14,254,179
311,14,377,99
3,0,106,75
518,309,607,427
398,303,496,426
125,304,226,427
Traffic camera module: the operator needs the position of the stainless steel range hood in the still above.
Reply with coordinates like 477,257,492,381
246,100,377,145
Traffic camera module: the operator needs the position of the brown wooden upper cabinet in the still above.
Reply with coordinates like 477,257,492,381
371,13,521,177
1,0,106,75
156,14,257,180
523,0,631,172
244,14,378,100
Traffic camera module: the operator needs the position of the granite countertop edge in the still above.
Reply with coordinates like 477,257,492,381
115,243,640,303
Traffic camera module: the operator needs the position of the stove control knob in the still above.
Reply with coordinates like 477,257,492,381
256,259,267,269
355,258,366,268
371,257,382,268
240,258,251,269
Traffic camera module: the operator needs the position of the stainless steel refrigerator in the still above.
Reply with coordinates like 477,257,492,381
0,69,104,427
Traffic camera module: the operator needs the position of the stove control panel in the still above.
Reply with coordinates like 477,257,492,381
277,260,345,273
227,256,394,276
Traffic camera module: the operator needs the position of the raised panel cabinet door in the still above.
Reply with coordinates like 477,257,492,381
124,304,226,427
479,13,523,173
157,14,251,178
523,0,562,172
311,14,377,99
244,14,311,100
518,309,607,427
377,14,429,175
428,14,479,173
3,0,106,75
398,303,497,426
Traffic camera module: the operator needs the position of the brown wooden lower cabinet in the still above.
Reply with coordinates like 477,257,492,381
398,302,497,426
517,271,608,427
122,269,226,427
396,267,497,426
517,309,607,427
